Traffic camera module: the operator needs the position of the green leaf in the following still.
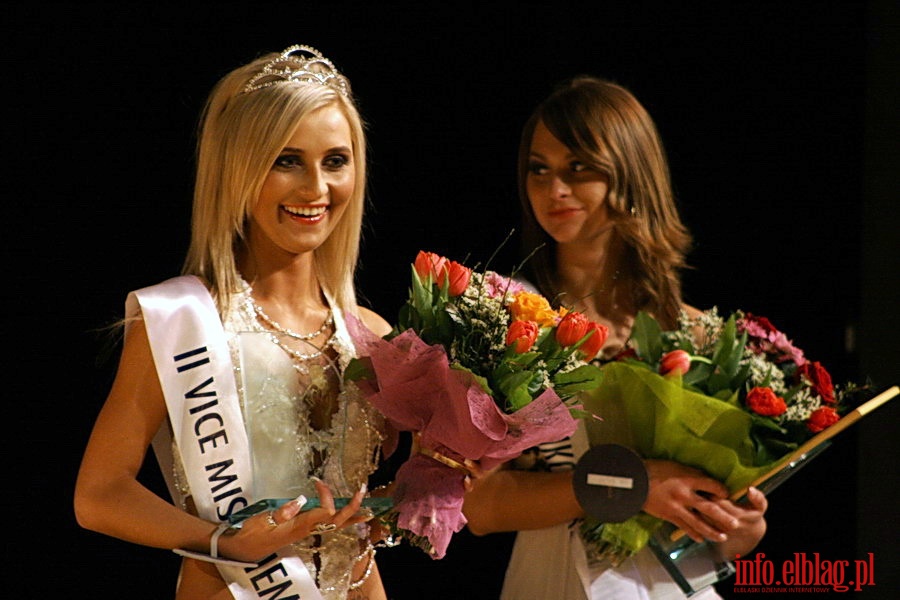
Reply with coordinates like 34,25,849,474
497,370,535,397
710,316,747,380
452,364,493,396
569,407,599,420
552,364,605,395
343,357,373,382
631,311,664,363
684,361,714,388
506,385,534,411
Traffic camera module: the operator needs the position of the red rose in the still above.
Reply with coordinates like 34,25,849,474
413,251,448,284
444,261,472,297
506,320,540,354
745,387,788,417
555,312,590,347
660,349,692,376
797,361,835,404
807,406,840,433
578,322,609,361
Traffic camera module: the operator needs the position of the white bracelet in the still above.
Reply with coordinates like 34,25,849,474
209,521,233,559
172,521,257,568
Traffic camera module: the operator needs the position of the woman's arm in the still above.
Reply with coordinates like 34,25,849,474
463,468,583,535
73,319,368,562
74,318,214,551
463,456,745,545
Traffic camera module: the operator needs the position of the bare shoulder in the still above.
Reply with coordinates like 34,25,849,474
681,304,705,319
357,306,392,337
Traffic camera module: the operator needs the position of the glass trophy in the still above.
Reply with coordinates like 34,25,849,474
648,438,834,596
648,525,735,596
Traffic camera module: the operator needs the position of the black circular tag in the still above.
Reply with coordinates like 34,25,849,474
572,444,648,523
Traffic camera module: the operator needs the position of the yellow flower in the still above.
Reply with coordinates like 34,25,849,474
508,292,560,327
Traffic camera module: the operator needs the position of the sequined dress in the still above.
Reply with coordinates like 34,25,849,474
171,280,385,599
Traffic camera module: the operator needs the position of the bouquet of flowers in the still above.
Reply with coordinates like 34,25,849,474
579,307,874,565
345,251,607,558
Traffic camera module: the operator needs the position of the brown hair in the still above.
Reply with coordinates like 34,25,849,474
518,76,691,327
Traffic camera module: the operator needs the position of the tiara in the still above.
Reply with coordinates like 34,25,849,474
241,45,350,97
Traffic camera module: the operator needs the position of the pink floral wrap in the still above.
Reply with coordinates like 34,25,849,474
346,315,578,558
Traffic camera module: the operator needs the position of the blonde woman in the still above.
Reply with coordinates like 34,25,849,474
75,45,391,599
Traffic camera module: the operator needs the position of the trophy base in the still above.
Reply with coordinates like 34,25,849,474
648,524,735,597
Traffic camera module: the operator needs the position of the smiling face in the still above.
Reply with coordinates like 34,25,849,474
248,103,355,260
526,119,611,246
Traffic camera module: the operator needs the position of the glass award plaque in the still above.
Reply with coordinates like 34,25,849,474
648,526,735,596
648,437,836,596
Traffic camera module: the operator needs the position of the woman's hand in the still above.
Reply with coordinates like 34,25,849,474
217,479,370,562
714,486,768,559
642,459,736,544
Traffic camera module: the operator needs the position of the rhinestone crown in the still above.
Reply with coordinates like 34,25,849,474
241,45,350,97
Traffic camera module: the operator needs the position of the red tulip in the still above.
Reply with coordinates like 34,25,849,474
445,261,472,296
659,349,691,376
579,322,609,361
414,251,448,284
556,312,589,347
506,320,540,354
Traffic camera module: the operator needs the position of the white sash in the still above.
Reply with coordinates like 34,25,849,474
127,275,324,600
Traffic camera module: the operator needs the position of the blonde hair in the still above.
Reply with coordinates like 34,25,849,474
518,76,691,328
182,50,367,315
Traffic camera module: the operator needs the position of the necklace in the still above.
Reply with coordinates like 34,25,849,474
246,294,334,363
249,295,333,341
269,334,334,363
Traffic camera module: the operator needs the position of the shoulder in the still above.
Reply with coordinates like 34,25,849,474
681,303,705,319
356,306,392,337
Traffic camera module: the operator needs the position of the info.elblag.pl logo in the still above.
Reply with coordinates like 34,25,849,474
732,552,876,593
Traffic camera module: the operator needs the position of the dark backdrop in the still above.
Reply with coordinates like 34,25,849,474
6,2,897,598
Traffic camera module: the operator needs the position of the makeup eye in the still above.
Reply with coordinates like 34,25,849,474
527,161,549,176
324,154,350,170
273,154,302,169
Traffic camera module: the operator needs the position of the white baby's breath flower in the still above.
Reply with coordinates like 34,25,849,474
781,387,822,423
745,353,787,393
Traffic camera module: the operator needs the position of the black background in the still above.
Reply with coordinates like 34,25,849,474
6,2,898,598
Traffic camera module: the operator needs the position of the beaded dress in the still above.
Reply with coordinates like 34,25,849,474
170,280,385,599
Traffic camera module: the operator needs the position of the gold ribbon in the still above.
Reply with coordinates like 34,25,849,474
418,446,478,477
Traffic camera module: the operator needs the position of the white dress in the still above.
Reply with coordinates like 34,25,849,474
168,280,385,599
500,423,723,600
500,277,726,598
